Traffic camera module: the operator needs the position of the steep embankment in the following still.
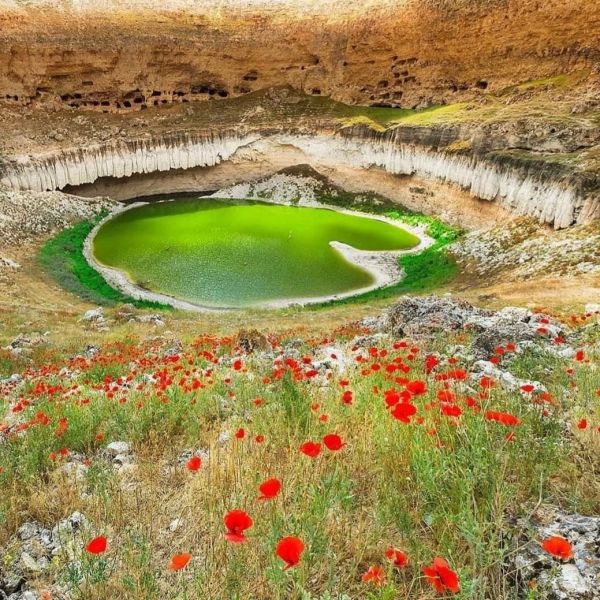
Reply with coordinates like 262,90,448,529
1,126,598,229
0,0,598,111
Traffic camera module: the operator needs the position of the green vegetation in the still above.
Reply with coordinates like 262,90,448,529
38,213,167,310
311,192,462,307
0,318,598,598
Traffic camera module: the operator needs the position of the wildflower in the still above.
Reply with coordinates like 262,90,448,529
577,418,588,430
276,536,304,570
186,456,201,472
485,410,521,427
86,536,107,555
406,380,427,396
362,565,385,586
258,478,281,500
323,434,344,451
423,557,459,594
385,547,408,568
224,510,253,543
255,434,265,443
542,536,573,561
300,441,321,458
520,384,535,393
391,402,417,423
168,553,192,570
235,428,245,439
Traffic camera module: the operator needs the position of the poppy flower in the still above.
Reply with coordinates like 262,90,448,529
385,547,408,568
86,536,107,555
423,557,459,594
258,478,281,500
485,410,521,427
391,402,417,423
276,536,304,570
542,536,573,561
186,456,201,472
300,441,321,458
235,428,245,439
362,565,385,586
168,552,192,570
323,434,344,451
406,380,427,396
577,418,588,430
224,510,253,543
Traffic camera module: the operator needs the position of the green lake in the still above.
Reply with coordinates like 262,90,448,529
92,199,420,307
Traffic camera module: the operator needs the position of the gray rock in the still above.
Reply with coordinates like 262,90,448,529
81,308,104,322
105,441,131,457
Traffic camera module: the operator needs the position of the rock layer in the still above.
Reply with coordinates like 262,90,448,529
1,128,597,229
0,0,598,111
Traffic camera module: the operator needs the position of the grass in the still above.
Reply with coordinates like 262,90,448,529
313,201,462,307
37,187,460,311
0,312,598,599
37,214,169,310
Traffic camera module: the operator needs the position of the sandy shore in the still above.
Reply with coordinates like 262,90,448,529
84,198,434,312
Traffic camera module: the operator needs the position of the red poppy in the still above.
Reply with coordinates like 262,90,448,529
391,402,417,423
406,380,427,396
258,478,281,500
423,557,459,594
362,565,385,586
485,410,521,427
300,441,321,458
86,536,107,555
323,434,344,451
186,456,201,472
276,536,305,570
520,384,535,393
441,403,462,417
577,418,588,430
542,536,573,561
385,547,408,568
168,552,192,570
235,428,245,439
255,435,265,443
224,510,253,543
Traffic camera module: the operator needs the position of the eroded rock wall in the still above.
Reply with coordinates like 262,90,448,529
1,128,597,229
0,0,598,111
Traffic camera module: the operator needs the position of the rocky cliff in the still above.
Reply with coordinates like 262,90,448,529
1,126,598,229
0,0,598,111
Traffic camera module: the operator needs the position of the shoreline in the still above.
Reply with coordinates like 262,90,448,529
83,197,434,312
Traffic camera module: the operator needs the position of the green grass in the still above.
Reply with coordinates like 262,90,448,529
311,198,462,307
38,213,168,310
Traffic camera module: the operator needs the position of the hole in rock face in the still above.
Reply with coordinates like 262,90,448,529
217,89,229,97
151,90,161,96
191,85,209,94
476,80,488,89
82,81,93,86
378,80,389,87
123,100,132,108
243,71,258,81
311,88,321,95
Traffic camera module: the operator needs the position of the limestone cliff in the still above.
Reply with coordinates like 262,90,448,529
0,0,598,111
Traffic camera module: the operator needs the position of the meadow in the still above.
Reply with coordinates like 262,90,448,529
1,305,598,599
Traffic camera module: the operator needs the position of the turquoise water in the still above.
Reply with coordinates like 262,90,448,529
92,199,419,307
